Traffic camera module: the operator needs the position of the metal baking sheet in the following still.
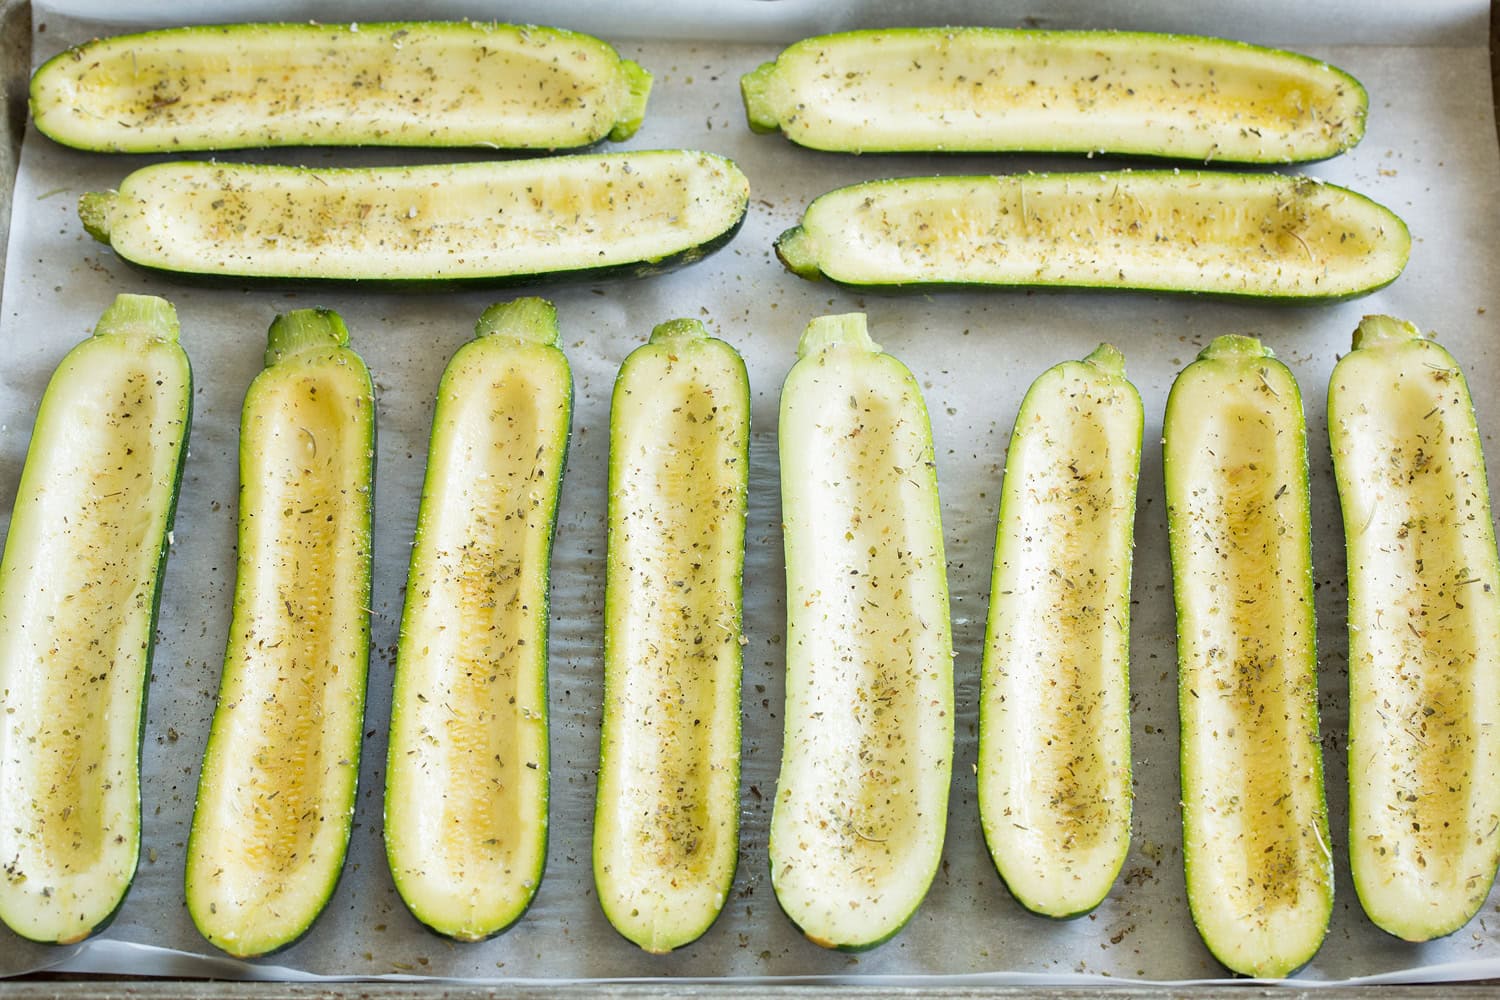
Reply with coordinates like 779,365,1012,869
3,0,1500,985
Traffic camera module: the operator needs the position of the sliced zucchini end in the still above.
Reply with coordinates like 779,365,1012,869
475,296,560,345
1082,342,1127,378
94,293,181,342
610,59,654,142
78,191,116,243
265,307,351,366
1197,333,1273,363
740,61,782,132
648,317,709,344
1351,313,1423,351
797,312,881,358
774,226,821,279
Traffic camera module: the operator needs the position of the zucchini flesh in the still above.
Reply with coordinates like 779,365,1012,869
384,298,570,942
743,28,1365,163
185,310,374,958
1164,335,1331,977
79,152,750,287
978,345,1141,919
0,296,190,944
776,171,1408,300
593,319,748,954
769,313,953,950
1330,316,1500,941
31,21,651,153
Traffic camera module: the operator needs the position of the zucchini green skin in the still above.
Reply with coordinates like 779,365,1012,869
1329,316,1500,942
185,310,375,959
31,21,651,153
977,345,1141,920
1164,335,1332,978
742,27,1365,163
0,295,191,945
776,171,1408,301
769,313,953,951
79,152,750,289
593,319,749,954
384,298,571,942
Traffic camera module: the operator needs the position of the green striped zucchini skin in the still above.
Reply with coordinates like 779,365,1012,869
81,224,744,294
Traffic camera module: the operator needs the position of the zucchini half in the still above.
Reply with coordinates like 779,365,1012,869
1330,315,1500,942
31,21,651,153
593,319,749,954
743,28,1365,163
384,298,571,942
769,313,953,950
185,310,374,959
1163,335,1332,978
79,152,750,288
0,296,191,944
776,171,1408,300
977,345,1141,919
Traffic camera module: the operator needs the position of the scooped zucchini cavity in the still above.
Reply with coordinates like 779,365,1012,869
743,27,1365,163
385,298,571,942
32,21,651,152
978,345,1141,919
1330,315,1500,942
593,318,748,953
80,152,750,288
769,313,953,950
776,171,1408,300
0,295,191,944
1164,335,1332,978
186,309,374,958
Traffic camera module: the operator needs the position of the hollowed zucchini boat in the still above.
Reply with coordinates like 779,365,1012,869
1330,315,1500,941
978,345,1141,919
593,319,749,953
32,21,651,152
80,152,750,288
769,313,953,950
776,171,1408,300
743,28,1365,163
385,299,571,942
185,309,374,958
1163,335,1331,977
0,295,191,944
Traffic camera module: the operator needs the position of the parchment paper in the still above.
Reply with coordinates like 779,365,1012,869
3,0,1500,984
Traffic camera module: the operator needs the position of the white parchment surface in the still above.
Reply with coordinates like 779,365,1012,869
3,0,1500,984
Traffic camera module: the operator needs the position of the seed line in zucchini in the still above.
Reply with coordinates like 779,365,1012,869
385,298,571,942
0,295,191,945
1330,315,1500,942
593,318,748,954
776,171,1408,300
743,28,1365,163
31,21,651,153
769,313,953,950
80,152,750,288
978,344,1141,920
186,309,374,959
1164,335,1331,978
